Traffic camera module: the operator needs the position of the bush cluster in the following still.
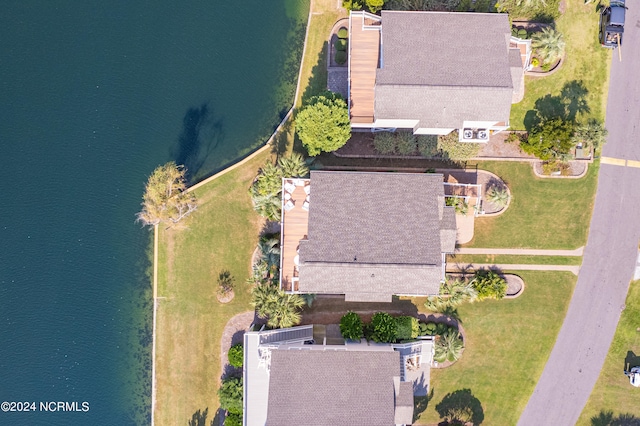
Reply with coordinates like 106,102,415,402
228,343,243,368
218,377,243,416
339,312,458,344
373,132,416,155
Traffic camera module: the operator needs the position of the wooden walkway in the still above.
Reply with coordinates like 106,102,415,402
349,13,380,124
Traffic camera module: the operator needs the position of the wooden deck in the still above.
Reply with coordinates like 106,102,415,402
349,13,380,124
280,179,310,292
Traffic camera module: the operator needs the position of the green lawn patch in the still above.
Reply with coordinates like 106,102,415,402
577,280,640,425
466,160,599,249
154,150,268,425
412,271,577,425
510,0,611,130
448,254,583,266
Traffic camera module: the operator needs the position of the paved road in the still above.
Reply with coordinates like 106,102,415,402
518,6,640,425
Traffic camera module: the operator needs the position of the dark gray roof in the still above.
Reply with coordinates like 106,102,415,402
265,349,400,426
298,171,450,300
374,11,514,128
377,11,513,88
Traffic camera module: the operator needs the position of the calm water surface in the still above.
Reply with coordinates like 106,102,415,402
0,1,308,424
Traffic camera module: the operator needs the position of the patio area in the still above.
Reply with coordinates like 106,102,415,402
279,178,310,292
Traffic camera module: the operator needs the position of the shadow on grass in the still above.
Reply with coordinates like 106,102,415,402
188,407,220,426
435,388,485,425
591,410,640,425
300,41,329,105
625,350,640,371
414,387,435,423
523,80,590,132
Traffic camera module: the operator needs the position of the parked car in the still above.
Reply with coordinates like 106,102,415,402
599,0,626,48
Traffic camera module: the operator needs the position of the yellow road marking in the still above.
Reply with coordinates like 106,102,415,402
626,159,640,169
601,156,627,166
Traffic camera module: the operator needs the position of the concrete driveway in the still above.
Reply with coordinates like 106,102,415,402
518,5,640,424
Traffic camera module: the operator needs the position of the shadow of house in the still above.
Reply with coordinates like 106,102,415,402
625,350,640,371
172,103,224,183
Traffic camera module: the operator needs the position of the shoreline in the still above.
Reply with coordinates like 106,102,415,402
150,1,316,423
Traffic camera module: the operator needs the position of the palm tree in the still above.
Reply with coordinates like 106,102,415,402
258,237,280,271
532,27,566,65
278,153,309,178
572,120,607,152
486,186,510,208
251,284,305,328
251,193,281,222
434,329,464,363
250,162,283,197
425,278,477,311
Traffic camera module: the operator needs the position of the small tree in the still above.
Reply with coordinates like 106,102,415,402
218,377,243,415
532,27,565,65
396,132,417,155
472,270,507,300
521,118,574,160
395,316,420,340
228,344,244,368
485,186,510,208
371,312,397,343
137,162,197,226
340,311,364,340
217,269,235,296
434,328,464,363
572,119,607,152
296,92,351,156
224,413,243,426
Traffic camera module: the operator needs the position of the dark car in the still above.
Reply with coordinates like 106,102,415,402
599,0,626,48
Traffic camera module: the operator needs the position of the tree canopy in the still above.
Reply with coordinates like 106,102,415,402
251,284,305,329
520,118,574,160
137,162,197,227
295,92,351,156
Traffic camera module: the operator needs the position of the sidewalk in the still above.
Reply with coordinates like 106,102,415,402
447,263,580,276
454,247,584,256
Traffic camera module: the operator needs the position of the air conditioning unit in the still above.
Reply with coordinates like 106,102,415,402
463,129,473,139
477,129,489,140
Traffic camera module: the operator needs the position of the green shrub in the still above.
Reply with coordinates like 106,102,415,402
417,135,438,157
424,322,437,335
228,343,244,368
218,377,243,415
373,132,396,154
396,133,416,155
541,62,551,72
340,311,364,340
434,328,464,363
338,27,348,39
472,270,507,300
225,413,243,426
437,131,481,162
334,38,347,51
371,312,397,343
511,27,519,36
517,28,528,38
395,316,419,340
335,50,347,65
435,322,449,336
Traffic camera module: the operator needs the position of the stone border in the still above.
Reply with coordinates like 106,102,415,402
526,55,565,77
327,18,349,69
532,161,589,179
447,272,524,299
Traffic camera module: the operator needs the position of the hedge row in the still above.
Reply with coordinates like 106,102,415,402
339,311,458,343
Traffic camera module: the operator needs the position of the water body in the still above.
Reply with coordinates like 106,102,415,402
0,1,308,424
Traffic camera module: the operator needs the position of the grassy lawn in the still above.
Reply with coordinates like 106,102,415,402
510,0,611,129
448,254,583,266
466,160,599,249
576,280,640,425
154,150,268,425
154,1,344,424
412,271,577,425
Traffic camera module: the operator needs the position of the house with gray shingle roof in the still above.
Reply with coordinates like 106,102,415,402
279,171,456,302
243,325,433,426
348,10,530,141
